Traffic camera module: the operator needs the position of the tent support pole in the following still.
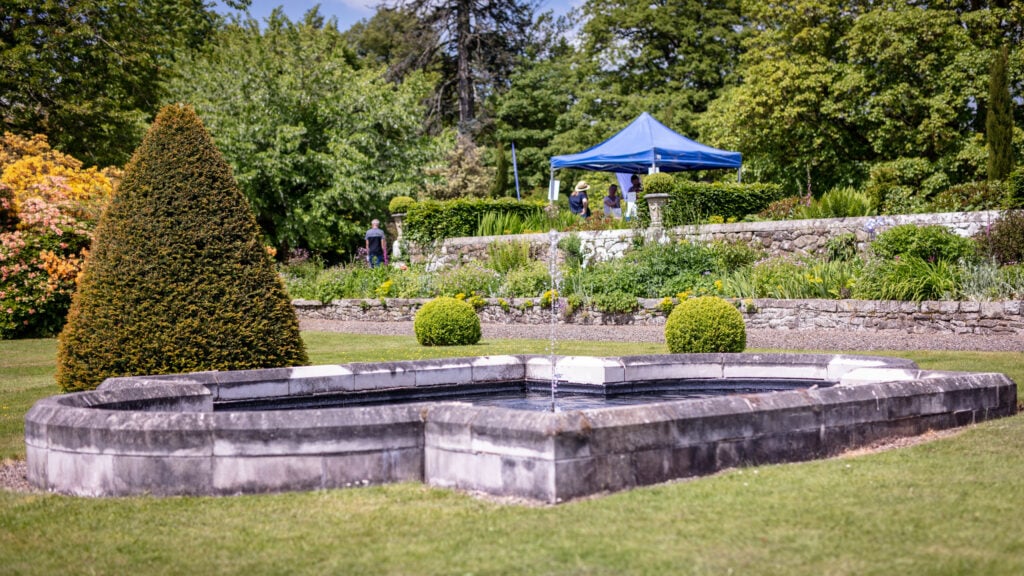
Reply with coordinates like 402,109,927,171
548,167,555,209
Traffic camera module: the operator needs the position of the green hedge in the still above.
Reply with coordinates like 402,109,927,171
637,175,785,226
403,197,544,244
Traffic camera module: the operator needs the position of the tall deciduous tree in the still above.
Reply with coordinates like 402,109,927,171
988,44,1015,181
166,8,438,259
493,12,578,191
579,0,743,133
0,0,231,166
699,0,866,195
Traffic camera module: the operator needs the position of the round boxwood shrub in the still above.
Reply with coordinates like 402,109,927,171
388,195,416,214
664,296,746,353
414,297,481,346
56,104,309,392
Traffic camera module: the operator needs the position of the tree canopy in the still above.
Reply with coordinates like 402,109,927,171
166,8,438,259
6,0,1022,256
0,0,229,166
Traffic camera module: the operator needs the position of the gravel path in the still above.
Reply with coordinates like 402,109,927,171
300,319,1024,352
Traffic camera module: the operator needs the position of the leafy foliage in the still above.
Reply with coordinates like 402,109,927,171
1008,170,1024,209
871,224,978,263
796,187,874,219
854,257,962,302
56,105,308,392
414,297,481,346
500,261,551,298
424,133,496,199
389,196,417,214
699,1,1009,198
0,0,221,166
928,181,1007,213
432,262,503,297
664,296,746,353
486,240,533,275
591,291,639,314
565,240,743,299
976,209,1024,266
720,256,860,300
166,9,436,259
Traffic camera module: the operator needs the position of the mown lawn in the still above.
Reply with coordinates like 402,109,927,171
1,334,1022,575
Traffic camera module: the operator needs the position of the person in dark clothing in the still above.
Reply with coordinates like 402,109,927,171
365,219,387,267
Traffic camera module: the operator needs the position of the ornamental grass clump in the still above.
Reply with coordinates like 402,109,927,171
56,104,308,392
414,297,481,346
664,296,746,353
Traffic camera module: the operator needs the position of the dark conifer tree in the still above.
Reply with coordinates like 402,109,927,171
57,104,308,392
987,44,1014,182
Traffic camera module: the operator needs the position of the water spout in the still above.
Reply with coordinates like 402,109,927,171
549,228,560,412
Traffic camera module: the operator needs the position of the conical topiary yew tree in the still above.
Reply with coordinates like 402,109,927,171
57,104,308,392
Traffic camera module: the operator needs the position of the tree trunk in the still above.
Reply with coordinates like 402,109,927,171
455,0,474,133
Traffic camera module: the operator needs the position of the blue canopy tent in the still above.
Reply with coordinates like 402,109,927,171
548,112,742,202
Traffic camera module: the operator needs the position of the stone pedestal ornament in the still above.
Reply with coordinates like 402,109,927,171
391,213,405,258
644,193,670,243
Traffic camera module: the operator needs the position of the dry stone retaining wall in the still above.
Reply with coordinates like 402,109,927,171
404,211,1001,267
293,297,1024,335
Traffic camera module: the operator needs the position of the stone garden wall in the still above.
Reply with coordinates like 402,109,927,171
293,296,1024,335
404,210,1001,268
344,210,1019,335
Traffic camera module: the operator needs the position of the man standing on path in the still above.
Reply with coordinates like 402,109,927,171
365,219,387,267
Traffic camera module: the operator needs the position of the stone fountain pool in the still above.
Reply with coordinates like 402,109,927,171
25,353,1016,503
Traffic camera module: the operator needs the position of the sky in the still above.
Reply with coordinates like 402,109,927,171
214,0,576,32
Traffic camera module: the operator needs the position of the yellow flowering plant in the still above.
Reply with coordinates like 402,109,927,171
0,134,115,338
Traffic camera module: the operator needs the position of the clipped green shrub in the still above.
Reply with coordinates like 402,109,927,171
663,181,786,226
642,173,676,196
388,195,416,214
403,197,543,244
664,296,746,353
871,224,977,263
56,104,308,392
414,296,481,346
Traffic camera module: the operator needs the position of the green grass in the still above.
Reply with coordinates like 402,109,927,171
0,339,55,459
2,334,1023,575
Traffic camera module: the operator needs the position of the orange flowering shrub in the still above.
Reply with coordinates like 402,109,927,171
0,133,114,339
